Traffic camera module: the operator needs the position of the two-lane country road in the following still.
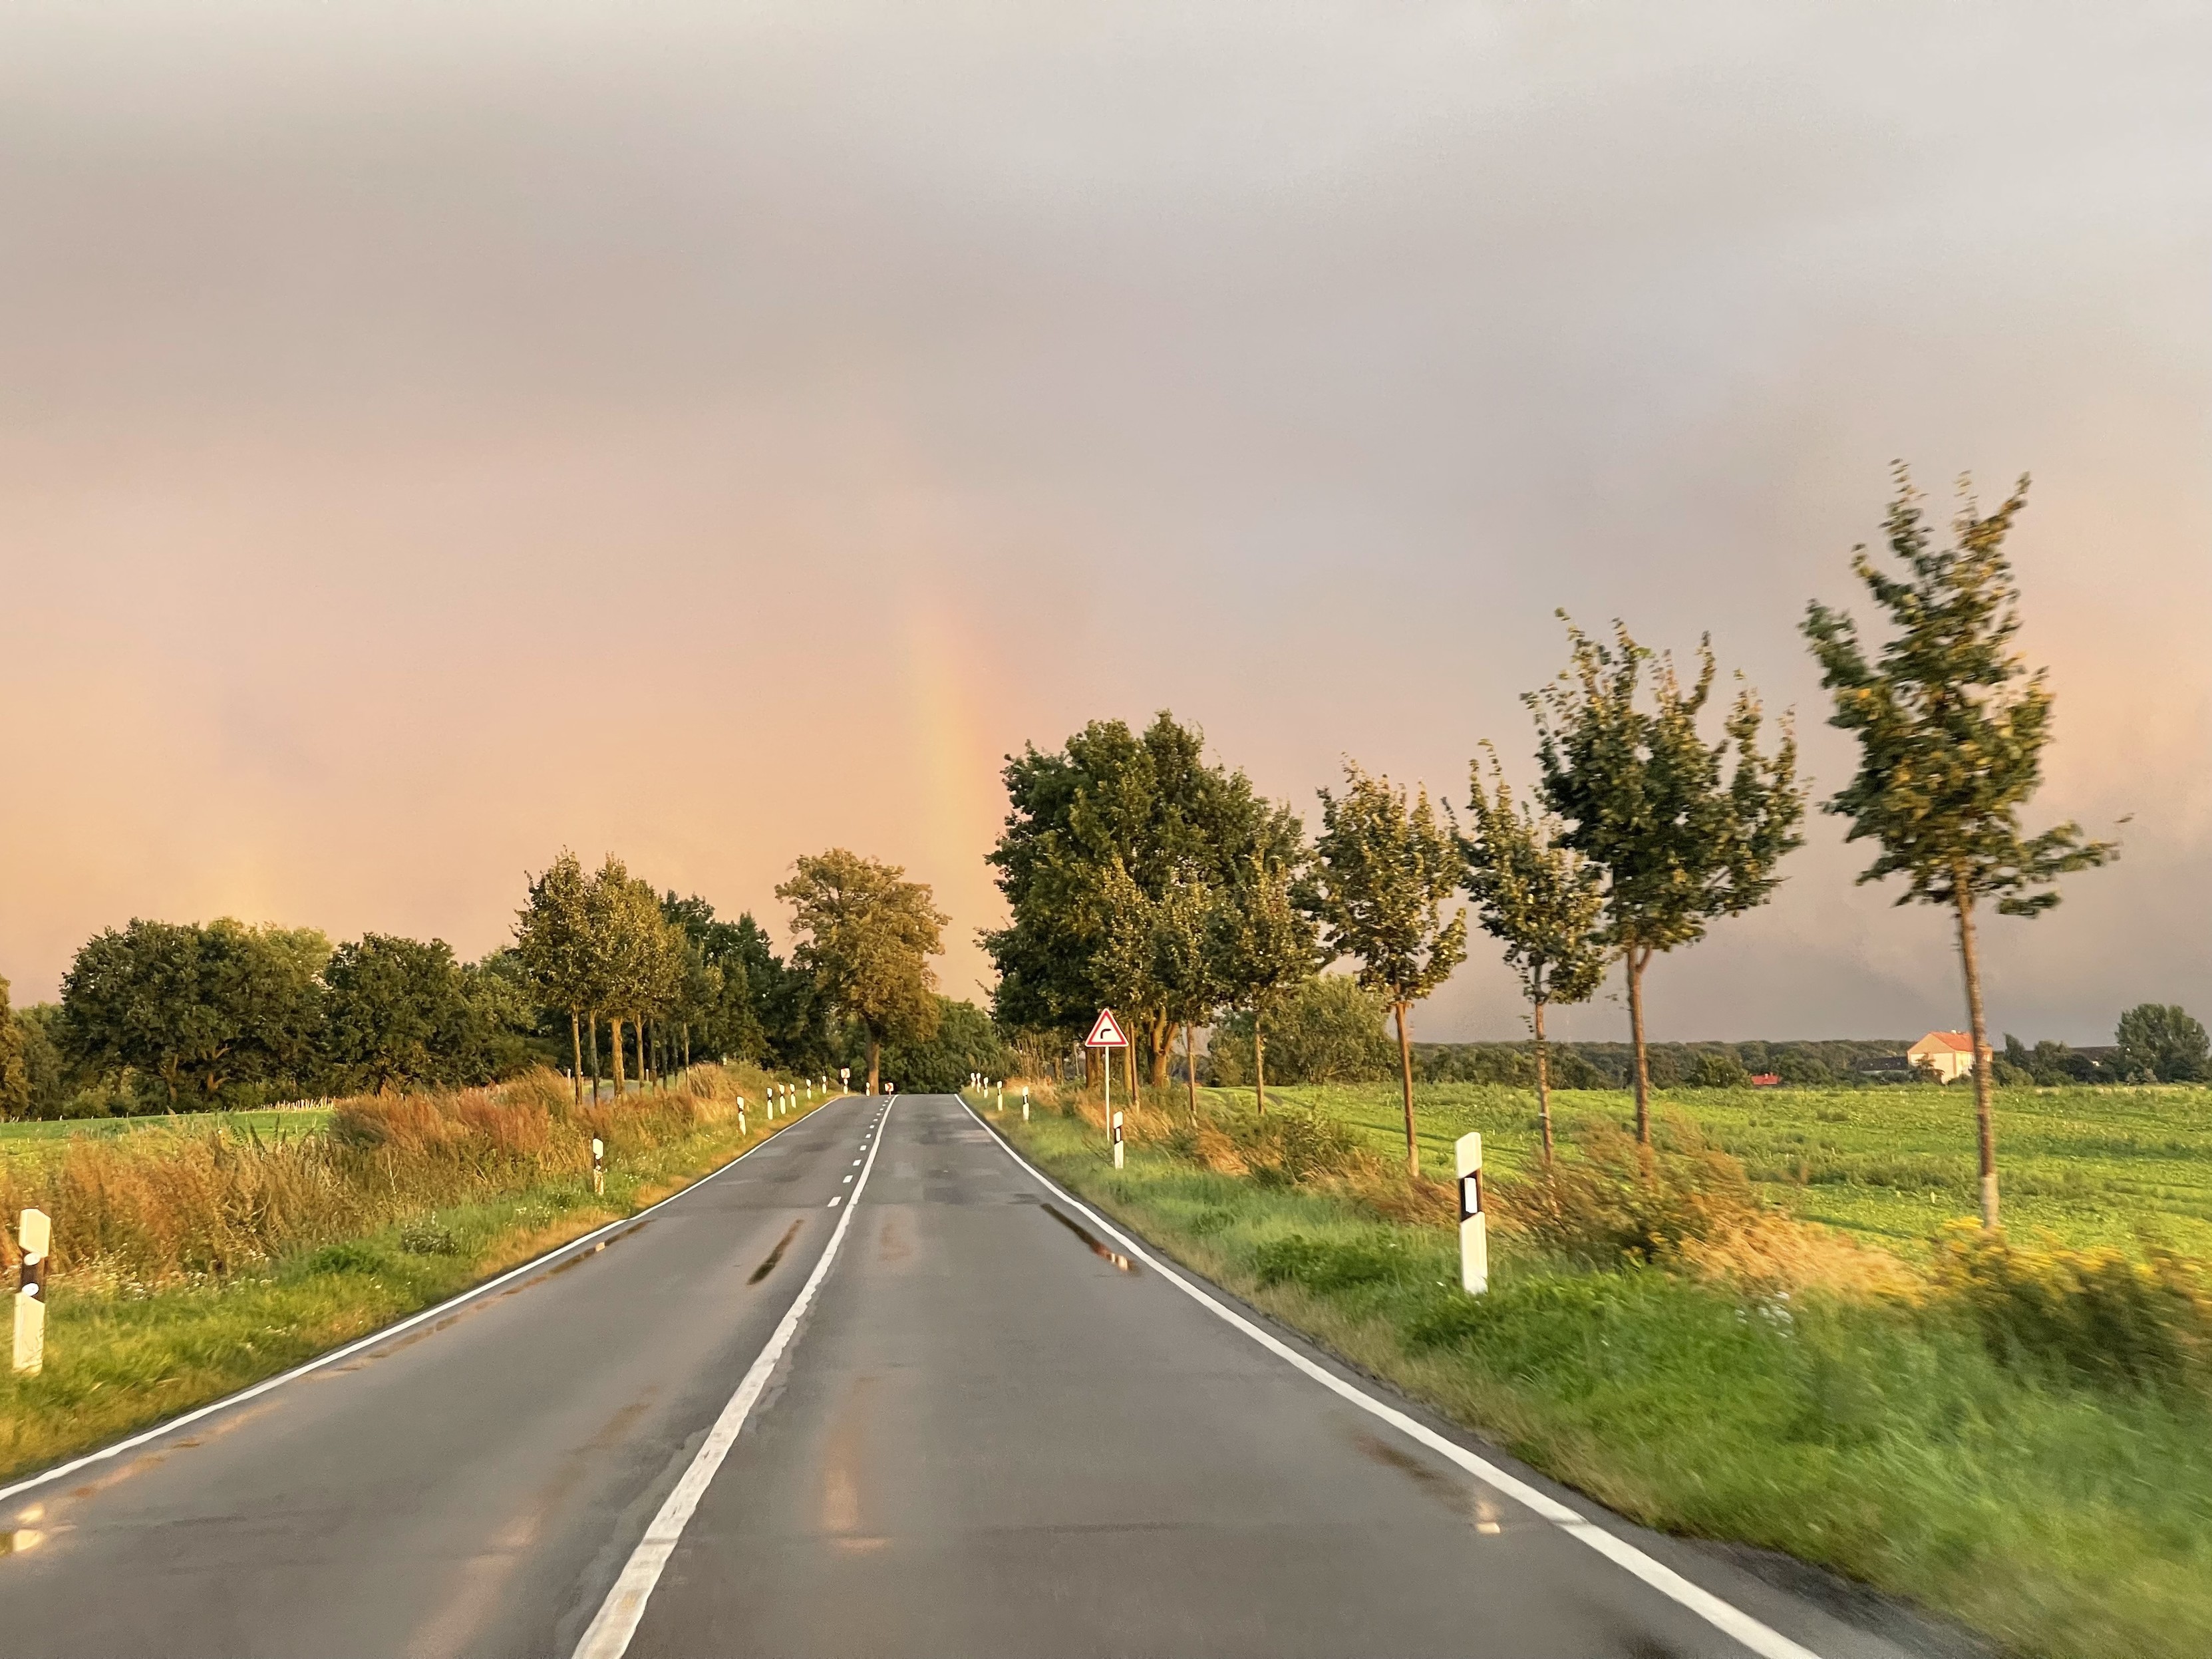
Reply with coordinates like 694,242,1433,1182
3,1094,1931,1658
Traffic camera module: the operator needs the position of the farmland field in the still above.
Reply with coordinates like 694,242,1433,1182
1180,1080,2212,1257
0,1108,336,1159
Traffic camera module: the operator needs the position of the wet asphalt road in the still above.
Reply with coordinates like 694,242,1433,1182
1,1093,1926,1658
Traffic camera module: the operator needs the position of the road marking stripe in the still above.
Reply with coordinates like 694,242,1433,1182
963,1101,1824,1659
571,1100,894,1659
0,1096,862,1509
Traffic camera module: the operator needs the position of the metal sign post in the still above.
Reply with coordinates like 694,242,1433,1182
1455,1132,1488,1294
16,1207,51,1375
1085,1009,1129,1163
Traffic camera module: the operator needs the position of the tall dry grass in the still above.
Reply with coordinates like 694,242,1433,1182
0,1065,768,1290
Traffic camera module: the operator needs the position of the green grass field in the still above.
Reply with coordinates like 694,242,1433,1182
0,1108,335,1152
995,1095,2212,1659
1176,1080,2212,1257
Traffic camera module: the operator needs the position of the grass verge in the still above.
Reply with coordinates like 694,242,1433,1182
986,1093,2212,1659
0,1070,826,1485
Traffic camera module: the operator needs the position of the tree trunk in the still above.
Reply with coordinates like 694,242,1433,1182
1955,889,2000,1229
1185,1022,1199,1126
1394,1001,1418,1177
1533,996,1553,1168
609,1016,627,1098
1627,947,1653,1145
1253,1014,1267,1120
1126,1042,1139,1112
867,1038,881,1097
1082,1046,1100,1089
588,1014,601,1103
683,1023,691,1070
569,1010,583,1106
1148,1012,1173,1088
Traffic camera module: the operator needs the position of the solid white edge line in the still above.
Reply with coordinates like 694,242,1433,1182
0,1094,865,1510
569,1098,895,1659
961,1100,1825,1659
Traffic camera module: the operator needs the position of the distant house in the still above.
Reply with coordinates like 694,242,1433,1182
1907,1030,1976,1083
1749,1072,1781,1087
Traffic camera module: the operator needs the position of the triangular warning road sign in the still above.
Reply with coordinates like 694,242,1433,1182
1085,1008,1129,1048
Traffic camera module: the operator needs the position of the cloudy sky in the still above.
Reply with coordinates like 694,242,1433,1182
3,1,2205,1044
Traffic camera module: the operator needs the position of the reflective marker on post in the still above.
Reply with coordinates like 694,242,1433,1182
1456,1131,1488,1294
15,1207,51,1376
1112,1110,1125,1170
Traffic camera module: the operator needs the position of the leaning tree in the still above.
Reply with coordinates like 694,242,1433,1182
1804,468,2116,1227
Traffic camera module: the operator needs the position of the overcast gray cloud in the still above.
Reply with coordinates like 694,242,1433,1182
3,1,2205,1044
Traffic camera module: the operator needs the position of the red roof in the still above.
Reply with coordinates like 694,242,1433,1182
1911,1031,1974,1054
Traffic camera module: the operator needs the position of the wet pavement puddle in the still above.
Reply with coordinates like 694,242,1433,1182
1040,1203,1140,1273
748,1220,805,1284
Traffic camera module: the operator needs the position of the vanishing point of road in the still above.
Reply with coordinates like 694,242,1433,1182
1,1094,1927,1658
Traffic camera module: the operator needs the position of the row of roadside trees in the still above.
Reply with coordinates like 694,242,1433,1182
989,469,2119,1227
4,846,967,1116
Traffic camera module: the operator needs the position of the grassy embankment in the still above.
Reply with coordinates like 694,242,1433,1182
974,1080,2212,1659
0,1066,823,1485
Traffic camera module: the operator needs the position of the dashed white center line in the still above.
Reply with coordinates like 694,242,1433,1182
842,1174,854,1183
827,1195,842,1207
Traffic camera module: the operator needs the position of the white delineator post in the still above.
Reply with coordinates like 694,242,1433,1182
15,1207,51,1376
737,1099,748,1136
1456,1131,1488,1294
1112,1110,1125,1169
591,1137,606,1197
1022,1086,1030,1122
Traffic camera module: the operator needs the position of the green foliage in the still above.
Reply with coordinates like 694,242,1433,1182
1802,469,2118,920
1307,763,1468,1014
1528,618,1803,1128
1685,1050,1752,1088
1933,1225,2212,1396
2116,1003,2209,1084
1205,849,1321,1099
59,918,331,1108
1209,976,1392,1086
321,934,499,1093
983,712,1300,1076
0,975,29,1119
1461,744,1608,1018
869,996,1011,1092
778,848,947,1088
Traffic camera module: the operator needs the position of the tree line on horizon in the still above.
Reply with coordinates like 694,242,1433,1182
985,468,2133,1227
0,847,1002,1120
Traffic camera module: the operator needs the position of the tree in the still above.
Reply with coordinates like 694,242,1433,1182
322,934,489,1092
868,996,1013,1092
1462,744,1609,1166
60,919,329,1108
0,975,29,1119
1306,764,1468,1174
778,849,948,1095
1207,853,1319,1118
585,857,661,1100
1208,976,1391,1088
2116,1004,2209,1084
516,849,597,1102
1804,469,2116,1226
1686,1050,1752,1088
1149,875,1220,1123
1530,619,1802,1145
984,713,1299,1088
